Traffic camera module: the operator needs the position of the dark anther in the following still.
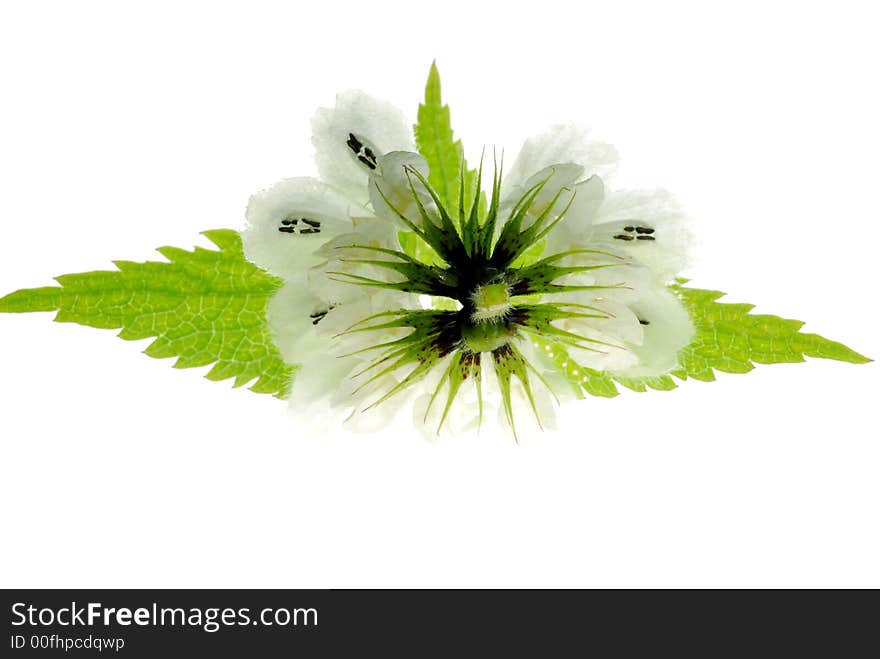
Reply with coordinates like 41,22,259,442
613,234,635,241
347,132,378,170
357,155,377,170
363,146,378,168
346,132,363,153
635,226,655,234
636,235,655,241
310,310,329,325
624,226,635,232
639,319,650,326
278,217,321,235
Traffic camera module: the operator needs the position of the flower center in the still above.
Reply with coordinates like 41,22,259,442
459,277,516,352
469,282,512,323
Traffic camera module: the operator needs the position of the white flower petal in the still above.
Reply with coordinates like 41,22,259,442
285,289,417,432
308,217,405,306
368,151,435,229
557,327,639,372
516,163,584,201
288,349,356,410
612,285,695,378
590,188,692,283
545,175,605,253
504,123,618,192
286,349,403,435
242,177,360,280
316,290,413,346
498,163,586,241
578,298,645,346
264,280,332,365
551,254,654,307
311,90,415,203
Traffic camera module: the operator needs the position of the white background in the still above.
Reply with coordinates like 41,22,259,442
1,1,877,588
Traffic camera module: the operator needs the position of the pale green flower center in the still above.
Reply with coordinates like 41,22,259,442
470,282,512,323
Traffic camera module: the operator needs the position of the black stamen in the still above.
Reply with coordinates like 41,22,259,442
363,146,378,168
639,319,650,326
357,155,377,170
347,132,378,170
279,217,321,235
613,234,635,241
635,226,655,234
624,226,635,232
309,304,336,325
636,235,655,241
346,133,363,153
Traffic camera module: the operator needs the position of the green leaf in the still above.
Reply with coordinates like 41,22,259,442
670,283,870,381
414,61,478,220
614,374,678,393
0,229,296,397
578,367,621,398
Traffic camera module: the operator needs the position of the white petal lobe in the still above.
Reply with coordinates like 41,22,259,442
311,90,415,203
242,177,359,281
505,123,618,191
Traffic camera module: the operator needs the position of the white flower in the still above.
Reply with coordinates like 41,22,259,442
498,125,695,379
241,89,696,438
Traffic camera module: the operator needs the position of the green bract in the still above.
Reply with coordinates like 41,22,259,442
414,62,480,220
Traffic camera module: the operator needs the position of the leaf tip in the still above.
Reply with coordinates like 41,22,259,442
0,286,63,314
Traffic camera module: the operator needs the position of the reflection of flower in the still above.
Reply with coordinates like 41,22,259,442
242,90,694,437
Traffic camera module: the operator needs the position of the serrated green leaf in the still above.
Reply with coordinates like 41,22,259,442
579,368,621,398
414,62,478,220
614,374,678,392
0,229,295,397
672,284,870,381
